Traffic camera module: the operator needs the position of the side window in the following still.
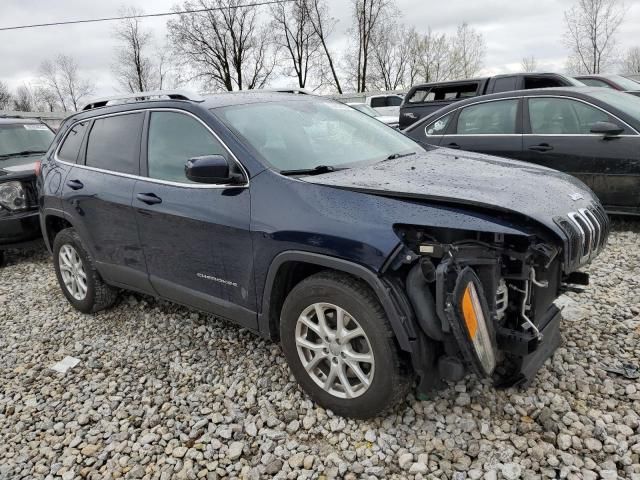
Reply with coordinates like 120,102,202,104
524,76,565,89
85,113,144,175
386,96,403,107
147,111,228,183
456,100,519,135
58,121,89,163
370,97,386,108
426,113,453,136
408,88,431,103
529,98,611,135
492,76,518,93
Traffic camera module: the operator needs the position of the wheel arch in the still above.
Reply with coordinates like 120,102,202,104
42,210,75,252
259,251,417,352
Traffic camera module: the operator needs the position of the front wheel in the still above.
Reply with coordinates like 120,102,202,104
280,271,412,418
52,228,118,313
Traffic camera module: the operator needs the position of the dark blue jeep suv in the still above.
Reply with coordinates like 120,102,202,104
38,91,608,418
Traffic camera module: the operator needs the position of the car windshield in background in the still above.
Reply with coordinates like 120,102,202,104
0,123,54,159
214,100,422,172
609,75,640,91
589,90,640,122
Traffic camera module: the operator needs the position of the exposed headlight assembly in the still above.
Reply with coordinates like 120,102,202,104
0,181,28,211
451,267,497,376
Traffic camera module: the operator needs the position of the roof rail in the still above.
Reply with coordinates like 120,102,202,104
81,90,204,111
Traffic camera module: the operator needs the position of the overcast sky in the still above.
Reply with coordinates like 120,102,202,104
2,0,640,98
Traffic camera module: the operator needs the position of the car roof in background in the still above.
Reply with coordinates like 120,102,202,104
0,117,45,125
409,73,571,90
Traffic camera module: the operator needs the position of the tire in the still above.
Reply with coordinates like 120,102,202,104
280,271,412,418
0,250,5,268
52,228,118,313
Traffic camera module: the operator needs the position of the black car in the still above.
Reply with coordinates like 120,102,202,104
39,90,606,418
404,87,640,215
0,117,55,266
574,74,640,96
399,73,582,129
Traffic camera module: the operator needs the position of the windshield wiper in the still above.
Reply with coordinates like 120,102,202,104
0,150,47,159
280,165,346,176
386,151,416,160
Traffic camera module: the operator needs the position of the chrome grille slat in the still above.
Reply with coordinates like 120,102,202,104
556,203,608,269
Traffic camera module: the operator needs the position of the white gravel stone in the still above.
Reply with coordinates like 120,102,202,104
0,222,638,479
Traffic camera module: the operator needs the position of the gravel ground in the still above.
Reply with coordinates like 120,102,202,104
1,221,639,480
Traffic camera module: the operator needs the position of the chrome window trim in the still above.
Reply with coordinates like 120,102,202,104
53,107,250,190
424,93,639,137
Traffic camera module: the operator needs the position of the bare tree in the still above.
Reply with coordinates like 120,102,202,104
12,85,35,111
307,0,343,93
350,0,394,92
408,28,454,84
112,7,156,92
168,0,276,91
271,0,320,88
38,55,93,111
0,81,12,110
371,22,410,91
35,86,60,112
40,59,68,110
521,55,538,72
564,0,625,74
623,47,640,74
448,23,485,79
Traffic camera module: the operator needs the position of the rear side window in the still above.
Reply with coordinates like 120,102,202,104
58,121,89,163
524,76,566,89
409,83,479,104
370,97,386,108
147,111,228,183
492,76,518,93
85,113,143,175
457,99,519,135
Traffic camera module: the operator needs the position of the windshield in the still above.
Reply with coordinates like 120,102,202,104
350,103,379,117
0,123,54,159
214,99,422,171
608,75,640,91
589,89,640,122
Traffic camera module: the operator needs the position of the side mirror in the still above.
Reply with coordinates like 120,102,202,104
590,121,624,137
185,155,242,184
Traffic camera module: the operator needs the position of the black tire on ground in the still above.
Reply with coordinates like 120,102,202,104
0,250,5,268
280,271,413,418
52,228,118,313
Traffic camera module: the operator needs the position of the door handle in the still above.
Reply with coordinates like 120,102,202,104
136,193,162,205
528,143,554,152
446,142,461,150
66,179,84,190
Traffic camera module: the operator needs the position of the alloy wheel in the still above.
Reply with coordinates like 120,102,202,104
59,244,88,301
295,302,375,399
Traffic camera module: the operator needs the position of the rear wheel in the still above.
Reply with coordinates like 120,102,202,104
280,271,412,418
53,228,118,313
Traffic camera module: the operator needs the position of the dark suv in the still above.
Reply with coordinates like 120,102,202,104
1,116,54,266
38,91,607,418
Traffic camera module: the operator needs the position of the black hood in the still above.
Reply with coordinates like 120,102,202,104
302,148,601,238
0,156,39,181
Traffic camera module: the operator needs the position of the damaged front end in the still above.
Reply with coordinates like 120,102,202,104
387,222,605,395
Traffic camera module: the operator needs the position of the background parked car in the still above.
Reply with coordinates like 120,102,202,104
403,87,640,215
574,74,640,96
0,116,54,266
399,73,583,129
347,102,399,128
